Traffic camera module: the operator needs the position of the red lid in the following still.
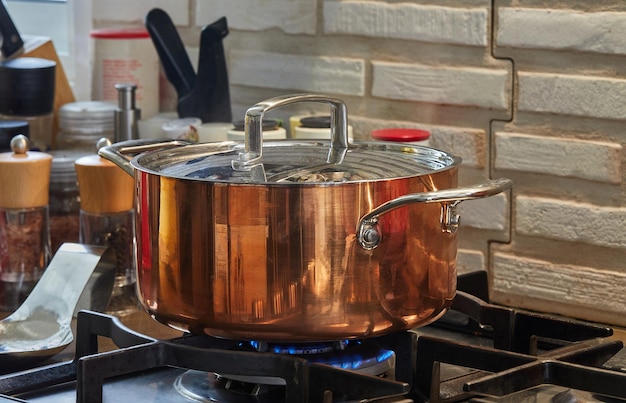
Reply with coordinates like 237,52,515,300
371,128,431,142
90,28,150,39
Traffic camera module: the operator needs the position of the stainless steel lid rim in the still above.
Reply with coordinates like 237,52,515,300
132,140,461,184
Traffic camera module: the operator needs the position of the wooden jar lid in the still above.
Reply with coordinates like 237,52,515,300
0,135,52,208
75,154,134,213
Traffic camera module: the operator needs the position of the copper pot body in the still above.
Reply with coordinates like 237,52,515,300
134,166,458,341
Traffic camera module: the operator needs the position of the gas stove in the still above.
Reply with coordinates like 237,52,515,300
1,271,626,402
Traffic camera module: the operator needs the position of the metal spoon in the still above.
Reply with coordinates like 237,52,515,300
0,243,116,370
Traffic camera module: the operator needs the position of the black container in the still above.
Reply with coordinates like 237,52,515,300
0,57,55,116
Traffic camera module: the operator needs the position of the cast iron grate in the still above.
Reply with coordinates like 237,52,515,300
0,271,623,402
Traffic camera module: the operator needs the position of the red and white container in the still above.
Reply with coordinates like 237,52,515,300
91,28,159,119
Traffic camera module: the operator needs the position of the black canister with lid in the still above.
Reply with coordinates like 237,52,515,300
0,57,56,151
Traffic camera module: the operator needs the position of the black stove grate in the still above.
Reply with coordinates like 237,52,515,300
0,311,410,402
0,271,624,402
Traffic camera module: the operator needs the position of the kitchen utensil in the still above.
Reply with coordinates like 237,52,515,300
114,83,140,142
0,243,115,370
177,16,232,123
99,93,512,342
145,8,195,101
145,8,232,123
0,0,23,59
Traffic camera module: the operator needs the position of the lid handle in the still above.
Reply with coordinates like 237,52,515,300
231,94,349,171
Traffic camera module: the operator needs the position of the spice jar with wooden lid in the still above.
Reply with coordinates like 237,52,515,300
75,141,136,314
0,134,52,311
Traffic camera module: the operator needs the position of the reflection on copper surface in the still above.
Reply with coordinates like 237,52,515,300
135,169,458,341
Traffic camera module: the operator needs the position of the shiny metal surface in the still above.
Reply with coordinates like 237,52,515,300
231,93,349,171
98,93,511,341
134,168,459,341
357,178,513,249
102,138,459,184
0,243,115,367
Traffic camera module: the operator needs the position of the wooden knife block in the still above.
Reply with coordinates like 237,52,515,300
18,35,75,148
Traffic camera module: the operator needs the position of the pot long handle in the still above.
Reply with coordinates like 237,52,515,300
98,138,194,177
356,178,513,250
231,93,349,171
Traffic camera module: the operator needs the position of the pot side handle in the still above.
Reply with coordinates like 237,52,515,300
98,139,194,177
356,178,513,250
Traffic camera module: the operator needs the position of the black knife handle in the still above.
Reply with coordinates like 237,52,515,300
178,16,232,123
0,0,23,59
145,8,195,99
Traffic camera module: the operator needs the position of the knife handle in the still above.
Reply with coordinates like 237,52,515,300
0,0,23,59
145,8,195,99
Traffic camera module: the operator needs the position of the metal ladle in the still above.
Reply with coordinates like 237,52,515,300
0,243,116,369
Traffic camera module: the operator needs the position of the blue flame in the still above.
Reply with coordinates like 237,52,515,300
241,339,393,371
377,349,394,362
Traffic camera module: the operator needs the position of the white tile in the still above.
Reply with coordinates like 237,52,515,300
498,7,626,55
495,131,622,183
518,71,626,120
324,1,489,46
372,62,511,110
516,196,626,249
229,50,365,96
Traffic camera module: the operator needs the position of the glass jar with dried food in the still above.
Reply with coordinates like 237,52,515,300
75,144,136,314
0,135,52,311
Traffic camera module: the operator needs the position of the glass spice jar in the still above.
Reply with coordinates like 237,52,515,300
0,135,52,311
75,145,136,314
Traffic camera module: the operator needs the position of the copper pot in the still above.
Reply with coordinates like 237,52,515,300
100,94,512,341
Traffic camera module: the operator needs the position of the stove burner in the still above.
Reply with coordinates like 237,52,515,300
173,339,398,400
174,371,286,403
240,339,396,373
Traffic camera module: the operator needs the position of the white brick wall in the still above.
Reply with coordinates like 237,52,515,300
516,196,626,249
92,0,190,24
348,115,486,168
497,8,626,55
195,0,316,34
491,252,626,326
229,50,365,96
495,132,622,184
518,72,626,120
372,62,511,110
324,1,489,46
457,249,486,274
